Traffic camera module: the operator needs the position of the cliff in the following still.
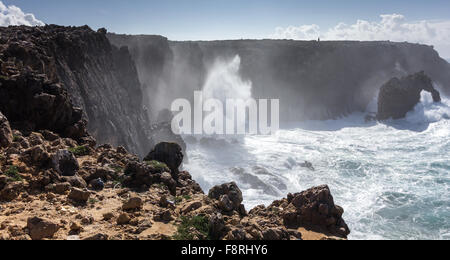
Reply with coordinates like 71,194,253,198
109,35,450,121
0,25,152,157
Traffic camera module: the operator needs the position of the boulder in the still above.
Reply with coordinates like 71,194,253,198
52,150,79,176
27,217,60,240
68,188,91,203
160,172,177,195
122,197,143,211
0,112,13,148
144,142,183,177
0,182,23,202
208,182,244,213
377,72,441,120
117,213,131,225
284,185,350,238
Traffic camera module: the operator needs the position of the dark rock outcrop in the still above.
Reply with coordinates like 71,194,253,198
0,25,152,156
377,72,441,120
52,150,79,177
208,182,246,214
143,142,183,178
109,36,450,121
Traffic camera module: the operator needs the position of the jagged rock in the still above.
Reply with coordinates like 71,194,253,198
27,217,60,240
209,213,226,240
209,182,244,213
377,72,441,120
122,161,162,189
144,142,184,177
160,172,177,195
262,228,290,240
52,150,79,177
122,197,143,211
0,25,152,157
0,182,23,202
284,185,350,238
68,188,91,203
0,112,13,148
62,175,87,189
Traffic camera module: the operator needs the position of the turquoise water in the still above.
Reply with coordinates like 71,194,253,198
184,92,450,240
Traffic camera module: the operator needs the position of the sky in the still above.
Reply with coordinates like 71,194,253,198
1,0,450,58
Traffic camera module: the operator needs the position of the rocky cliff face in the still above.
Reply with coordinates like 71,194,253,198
109,36,450,122
0,25,152,157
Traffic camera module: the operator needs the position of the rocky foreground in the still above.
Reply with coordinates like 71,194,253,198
0,113,350,240
0,24,349,240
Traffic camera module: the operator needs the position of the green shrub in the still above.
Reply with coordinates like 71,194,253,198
68,146,90,156
12,135,20,142
144,160,169,172
173,216,211,240
4,166,22,182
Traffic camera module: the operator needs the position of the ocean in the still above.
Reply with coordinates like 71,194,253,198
183,92,450,240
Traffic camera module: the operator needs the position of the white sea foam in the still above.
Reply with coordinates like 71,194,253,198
184,95,450,240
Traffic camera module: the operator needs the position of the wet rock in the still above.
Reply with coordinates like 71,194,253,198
144,142,184,177
52,150,79,176
27,217,60,240
0,112,13,148
377,72,441,120
122,197,143,211
68,188,91,203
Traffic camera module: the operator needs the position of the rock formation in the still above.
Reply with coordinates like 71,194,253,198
108,35,450,122
0,108,350,239
0,25,152,157
377,72,441,120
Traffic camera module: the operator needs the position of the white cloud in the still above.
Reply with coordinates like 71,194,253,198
272,14,450,58
0,1,44,27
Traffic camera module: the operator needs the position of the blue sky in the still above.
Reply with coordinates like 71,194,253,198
2,0,450,57
2,0,449,39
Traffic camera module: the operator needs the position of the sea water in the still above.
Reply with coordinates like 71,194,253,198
183,92,450,240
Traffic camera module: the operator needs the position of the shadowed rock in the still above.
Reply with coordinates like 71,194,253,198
144,142,183,178
377,72,441,120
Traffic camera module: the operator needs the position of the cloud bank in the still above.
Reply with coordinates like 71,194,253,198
0,1,44,27
272,14,450,58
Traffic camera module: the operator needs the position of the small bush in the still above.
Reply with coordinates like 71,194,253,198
12,135,20,142
68,146,90,156
173,216,211,240
144,160,169,172
4,166,22,182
